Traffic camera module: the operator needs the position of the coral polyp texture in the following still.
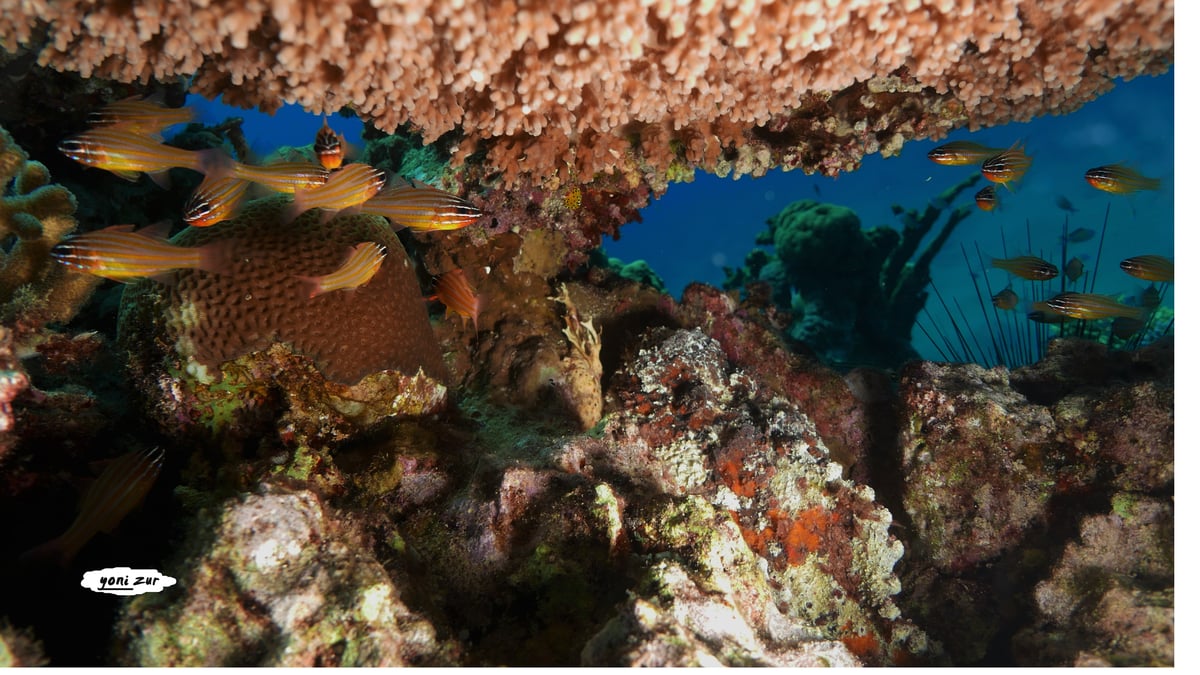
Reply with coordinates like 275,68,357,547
119,194,446,387
0,1,1172,186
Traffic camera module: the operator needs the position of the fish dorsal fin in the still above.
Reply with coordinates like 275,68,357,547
136,220,175,240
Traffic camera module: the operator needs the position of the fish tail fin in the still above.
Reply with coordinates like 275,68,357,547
195,148,235,179
197,237,238,275
19,535,79,569
296,274,326,299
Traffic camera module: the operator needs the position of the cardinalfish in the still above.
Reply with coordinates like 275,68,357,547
974,185,999,212
1111,316,1146,340
980,142,1033,190
926,140,1005,166
232,161,329,194
297,242,387,298
1084,164,1161,194
992,286,1018,310
1119,254,1173,282
359,183,482,231
1059,227,1095,245
1043,292,1145,321
1027,301,1070,324
990,255,1058,281
21,446,164,568
59,126,227,187
184,174,251,227
1065,256,1086,283
1055,195,1078,214
50,222,228,281
86,96,194,133
314,117,348,170
286,162,385,221
429,268,482,331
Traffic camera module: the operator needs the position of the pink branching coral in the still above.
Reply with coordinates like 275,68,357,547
0,1,1172,187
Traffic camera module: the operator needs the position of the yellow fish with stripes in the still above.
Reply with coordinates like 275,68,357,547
86,96,194,134
59,126,228,187
21,446,164,568
231,161,329,194
428,268,482,331
50,222,230,281
297,241,388,298
359,183,482,231
1043,292,1145,321
184,173,252,227
285,162,386,221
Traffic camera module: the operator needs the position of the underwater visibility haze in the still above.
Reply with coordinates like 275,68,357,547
0,1,1177,668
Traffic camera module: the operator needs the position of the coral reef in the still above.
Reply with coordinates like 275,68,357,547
1,124,99,344
723,175,979,369
0,2,1171,188
118,193,446,386
115,487,458,667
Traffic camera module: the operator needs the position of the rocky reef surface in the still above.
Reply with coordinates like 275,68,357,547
0,253,1173,665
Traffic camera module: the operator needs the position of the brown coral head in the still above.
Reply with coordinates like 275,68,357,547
162,194,447,385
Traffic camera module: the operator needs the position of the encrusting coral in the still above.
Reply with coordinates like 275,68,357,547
0,2,1173,187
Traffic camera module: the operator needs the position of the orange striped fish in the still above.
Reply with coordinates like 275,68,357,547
1043,292,1144,321
1119,254,1173,282
990,255,1058,281
86,96,194,133
22,446,164,568
430,268,482,330
286,162,386,221
184,174,251,227
50,222,228,281
314,117,347,171
1085,164,1161,194
980,141,1032,190
974,185,999,211
297,242,387,298
927,140,1005,166
359,183,482,231
59,126,227,186
232,161,329,194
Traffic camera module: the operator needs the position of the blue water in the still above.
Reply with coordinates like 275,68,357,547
186,70,1175,363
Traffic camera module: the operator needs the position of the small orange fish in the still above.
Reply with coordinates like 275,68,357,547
430,268,482,330
314,117,346,171
1043,292,1144,321
1085,164,1161,194
232,161,329,194
86,96,194,133
1065,256,1085,283
287,162,386,221
980,141,1032,190
991,286,1018,310
184,174,251,227
50,222,228,281
59,126,227,187
990,255,1058,281
359,183,482,231
22,446,164,568
927,140,1005,166
1119,254,1173,282
297,242,387,298
975,185,999,211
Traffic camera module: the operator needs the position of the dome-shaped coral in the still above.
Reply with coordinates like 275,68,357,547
120,194,446,386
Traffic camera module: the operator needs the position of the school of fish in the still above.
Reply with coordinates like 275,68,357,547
927,138,1170,334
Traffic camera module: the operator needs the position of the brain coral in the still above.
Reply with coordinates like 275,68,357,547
124,194,446,385
0,1,1172,187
